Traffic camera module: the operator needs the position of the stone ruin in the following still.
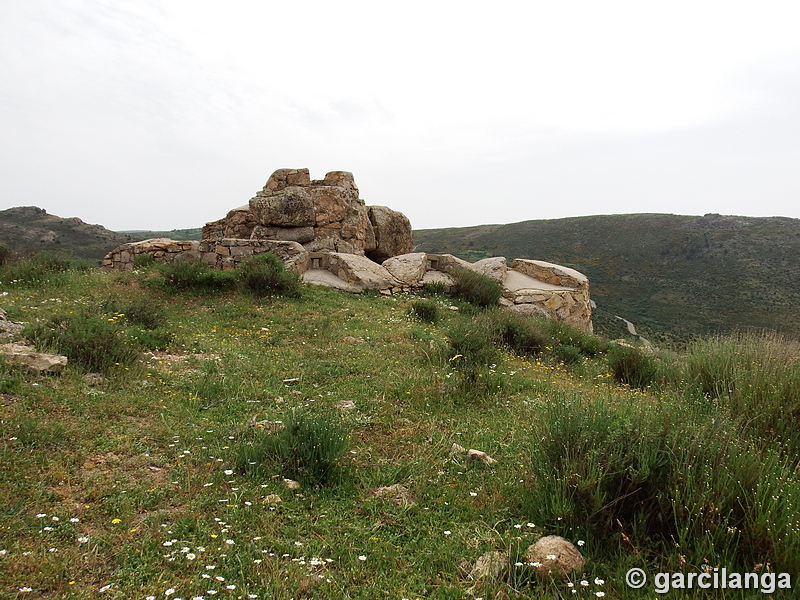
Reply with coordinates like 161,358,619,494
102,168,593,332
201,168,412,261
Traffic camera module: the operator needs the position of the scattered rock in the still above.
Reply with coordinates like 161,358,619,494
450,443,467,455
337,400,356,411
469,550,508,583
262,494,282,504
0,343,67,374
467,449,497,465
371,484,414,506
296,573,327,598
82,373,105,386
282,478,301,491
526,535,585,577
0,309,23,341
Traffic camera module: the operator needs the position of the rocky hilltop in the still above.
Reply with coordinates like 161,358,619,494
102,169,593,332
0,206,131,262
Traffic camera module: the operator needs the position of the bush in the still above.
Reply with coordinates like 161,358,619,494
682,332,800,452
421,281,448,296
25,311,140,373
236,408,349,486
158,258,237,292
409,300,441,324
122,297,168,330
0,252,70,286
525,393,800,573
489,310,548,356
132,253,156,269
607,343,660,389
238,253,301,298
539,319,608,358
449,266,503,308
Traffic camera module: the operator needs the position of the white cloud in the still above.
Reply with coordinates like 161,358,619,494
1,0,800,230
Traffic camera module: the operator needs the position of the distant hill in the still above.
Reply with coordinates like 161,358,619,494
124,228,202,242
0,206,132,263
413,213,800,342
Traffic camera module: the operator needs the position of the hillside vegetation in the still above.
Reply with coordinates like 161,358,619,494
125,228,203,242
0,207,132,263
413,213,800,342
1,258,798,598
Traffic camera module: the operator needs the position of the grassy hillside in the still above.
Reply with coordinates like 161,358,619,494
413,213,800,342
1,260,798,598
0,207,132,263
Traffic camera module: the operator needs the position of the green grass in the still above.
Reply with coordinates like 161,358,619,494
1,267,798,598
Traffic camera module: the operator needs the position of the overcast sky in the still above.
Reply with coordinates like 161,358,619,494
2,1,799,232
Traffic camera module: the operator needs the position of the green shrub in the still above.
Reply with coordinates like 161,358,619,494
607,343,660,389
122,297,168,330
539,319,608,358
132,253,157,269
445,316,499,367
682,332,800,452
238,253,301,298
421,281,449,296
489,310,548,356
24,311,140,374
0,245,10,265
128,328,174,351
525,393,800,573
236,408,349,486
552,343,584,365
409,300,441,324
449,266,503,308
0,252,70,286
158,258,237,291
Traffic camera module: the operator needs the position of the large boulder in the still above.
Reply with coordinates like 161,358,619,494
243,169,384,255
381,252,427,286
367,206,413,263
471,257,507,285
250,186,316,227
325,252,400,291
202,206,258,240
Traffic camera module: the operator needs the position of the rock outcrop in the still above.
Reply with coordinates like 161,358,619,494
101,168,593,331
202,169,412,260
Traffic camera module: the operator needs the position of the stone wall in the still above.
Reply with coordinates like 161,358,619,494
102,238,309,274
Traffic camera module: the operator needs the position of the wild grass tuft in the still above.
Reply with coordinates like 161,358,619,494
158,257,237,291
681,331,800,452
24,311,140,373
449,266,503,308
237,408,350,486
409,299,441,324
606,343,661,389
0,252,71,286
525,392,800,573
